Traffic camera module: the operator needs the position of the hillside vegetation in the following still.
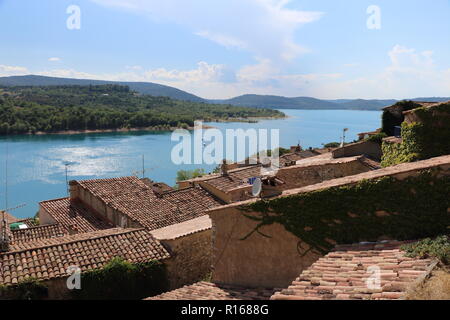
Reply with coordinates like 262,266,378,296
0,85,284,135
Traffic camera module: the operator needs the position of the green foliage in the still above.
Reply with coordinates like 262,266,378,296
73,257,168,300
176,168,206,181
241,170,450,255
381,103,450,167
323,142,340,148
365,132,387,143
401,235,450,265
268,147,291,157
0,85,284,134
0,278,49,300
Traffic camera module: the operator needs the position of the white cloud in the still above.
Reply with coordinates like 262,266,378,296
1,45,449,99
48,57,61,62
0,64,29,77
317,45,450,99
90,0,323,63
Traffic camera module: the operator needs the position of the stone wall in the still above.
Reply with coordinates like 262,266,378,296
38,206,57,226
275,156,372,191
332,140,382,161
163,229,212,290
209,206,321,288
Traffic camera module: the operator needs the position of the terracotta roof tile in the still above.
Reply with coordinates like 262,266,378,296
271,241,435,300
10,224,68,250
146,282,276,300
278,150,320,167
0,228,170,285
40,198,114,233
75,177,223,231
205,166,263,192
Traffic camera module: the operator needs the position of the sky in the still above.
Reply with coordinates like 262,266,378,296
0,0,449,99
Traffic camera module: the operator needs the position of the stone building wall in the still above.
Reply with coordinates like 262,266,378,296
209,206,321,289
275,157,372,191
163,229,212,290
332,140,382,161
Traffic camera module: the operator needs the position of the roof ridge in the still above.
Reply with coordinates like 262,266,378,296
1,227,148,255
40,197,70,204
11,223,61,232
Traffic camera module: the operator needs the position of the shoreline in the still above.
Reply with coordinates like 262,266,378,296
1,115,286,136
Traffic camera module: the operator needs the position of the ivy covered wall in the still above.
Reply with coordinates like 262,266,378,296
72,257,168,300
242,168,450,255
381,102,450,167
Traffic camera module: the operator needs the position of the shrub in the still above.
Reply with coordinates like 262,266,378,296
73,257,168,300
365,132,387,144
323,142,340,148
0,278,49,300
401,235,450,265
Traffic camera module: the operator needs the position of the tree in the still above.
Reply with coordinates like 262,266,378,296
176,168,206,182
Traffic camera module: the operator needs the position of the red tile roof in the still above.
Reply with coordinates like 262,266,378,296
204,166,263,192
146,282,276,300
278,150,320,167
271,241,435,300
0,228,170,285
10,224,67,250
74,177,223,231
40,198,114,233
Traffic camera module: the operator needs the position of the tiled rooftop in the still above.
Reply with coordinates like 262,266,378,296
10,224,67,250
40,198,114,234
0,228,170,285
271,241,435,300
278,150,320,167
74,177,223,231
146,282,276,300
204,165,263,192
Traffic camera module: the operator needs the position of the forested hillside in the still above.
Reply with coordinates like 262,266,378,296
0,85,284,135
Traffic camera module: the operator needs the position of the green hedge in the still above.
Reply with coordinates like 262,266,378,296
72,257,168,300
241,169,450,255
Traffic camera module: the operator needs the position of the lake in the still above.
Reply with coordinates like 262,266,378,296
0,109,381,218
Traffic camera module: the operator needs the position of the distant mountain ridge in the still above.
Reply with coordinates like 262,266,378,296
1,75,448,110
0,75,204,102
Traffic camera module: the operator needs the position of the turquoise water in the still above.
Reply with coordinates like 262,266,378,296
0,109,381,218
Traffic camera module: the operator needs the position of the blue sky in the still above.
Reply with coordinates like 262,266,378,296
0,0,449,99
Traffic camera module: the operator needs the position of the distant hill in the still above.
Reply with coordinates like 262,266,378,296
1,75,448,111
0,75,204,102
211,95,398,111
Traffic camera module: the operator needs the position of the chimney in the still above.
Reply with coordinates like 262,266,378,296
69,180,79,202
290,144,302,153
0,213,11,252
221,159,229,176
